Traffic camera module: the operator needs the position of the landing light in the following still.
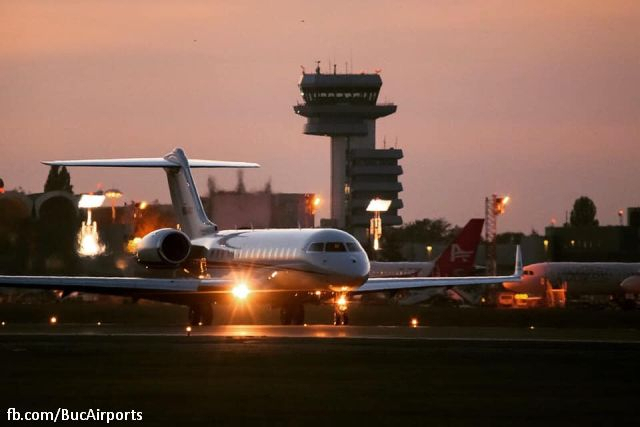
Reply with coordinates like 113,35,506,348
232,283,250,300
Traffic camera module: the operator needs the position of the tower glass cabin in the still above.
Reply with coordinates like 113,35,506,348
293,67,403,242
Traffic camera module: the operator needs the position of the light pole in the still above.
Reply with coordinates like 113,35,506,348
367,198,391,253
105,189,123,222
485,194,510,275
77,194,106,257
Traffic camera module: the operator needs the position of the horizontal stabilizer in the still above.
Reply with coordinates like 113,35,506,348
43,158,259,169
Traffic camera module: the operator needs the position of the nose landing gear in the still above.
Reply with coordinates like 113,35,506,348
333,294,349,325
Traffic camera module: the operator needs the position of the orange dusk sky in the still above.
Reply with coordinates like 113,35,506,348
1,1,639,232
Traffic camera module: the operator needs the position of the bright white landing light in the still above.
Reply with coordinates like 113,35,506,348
232,283,250,300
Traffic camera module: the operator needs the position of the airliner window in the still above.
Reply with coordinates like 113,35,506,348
325,242,346,252
346,242,359,252
307,242,324,252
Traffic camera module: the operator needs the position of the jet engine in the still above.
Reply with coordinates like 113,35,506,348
136,228,191,266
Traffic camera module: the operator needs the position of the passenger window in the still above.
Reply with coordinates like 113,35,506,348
307,242,324,252
325,242,346,252
346,242,359,252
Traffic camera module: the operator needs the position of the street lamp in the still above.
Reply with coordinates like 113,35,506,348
426,245,433,260
485,194,510,275
105,189,123,222
367,198,391,251
77,194,106,257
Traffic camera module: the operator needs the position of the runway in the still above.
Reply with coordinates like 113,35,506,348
2,324,640,425
2,323,640,343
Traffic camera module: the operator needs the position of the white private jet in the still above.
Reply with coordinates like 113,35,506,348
0,148,522,325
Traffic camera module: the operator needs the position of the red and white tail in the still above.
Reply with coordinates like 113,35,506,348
431,218,484,277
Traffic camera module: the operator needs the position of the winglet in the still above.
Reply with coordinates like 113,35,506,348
514,245,523,277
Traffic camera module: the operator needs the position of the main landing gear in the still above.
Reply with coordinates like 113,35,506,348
188,303,213,326
280,302,305,325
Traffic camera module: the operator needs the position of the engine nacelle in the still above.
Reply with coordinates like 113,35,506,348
136,228,191,266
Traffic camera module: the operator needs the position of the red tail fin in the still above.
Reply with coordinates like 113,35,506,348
431,218,484,277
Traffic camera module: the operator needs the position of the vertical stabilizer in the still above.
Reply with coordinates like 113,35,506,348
432,218,484,277
43,147,259,239
163,149,217,238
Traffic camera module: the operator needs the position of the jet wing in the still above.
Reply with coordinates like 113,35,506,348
356,245,523,293
0,276,235,295
43,158,259,169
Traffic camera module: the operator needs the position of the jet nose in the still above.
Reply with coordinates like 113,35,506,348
349,254,370,278
621,275,640,293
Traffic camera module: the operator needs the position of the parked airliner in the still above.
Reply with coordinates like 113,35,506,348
504,262,640,307
0,148,521,325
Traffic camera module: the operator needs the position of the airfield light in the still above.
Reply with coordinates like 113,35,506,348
186,326,192,336
1,321,5,326
77,194,106,257
485,194,511,275
411,318,419,328
49,316,58,325
97,322,102,326
105,189,123,222
315,290,322,297
366,198,392,212
78,194,106,209
367,198,391,252
232,283,250,300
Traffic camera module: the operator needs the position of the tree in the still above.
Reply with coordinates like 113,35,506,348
570,196,599,226
44,165,73,193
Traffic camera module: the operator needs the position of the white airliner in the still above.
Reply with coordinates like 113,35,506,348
504,262,640,303
0,148,522,325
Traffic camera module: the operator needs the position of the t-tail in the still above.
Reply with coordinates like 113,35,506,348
431,218,484,277
43,148,259,239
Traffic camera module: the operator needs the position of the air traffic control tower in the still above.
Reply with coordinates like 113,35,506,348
293,64,403,242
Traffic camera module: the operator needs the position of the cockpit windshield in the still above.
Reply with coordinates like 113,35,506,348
325,242,346,252
306,241,361,253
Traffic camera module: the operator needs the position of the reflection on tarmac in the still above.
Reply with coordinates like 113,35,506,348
2,323,640,343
